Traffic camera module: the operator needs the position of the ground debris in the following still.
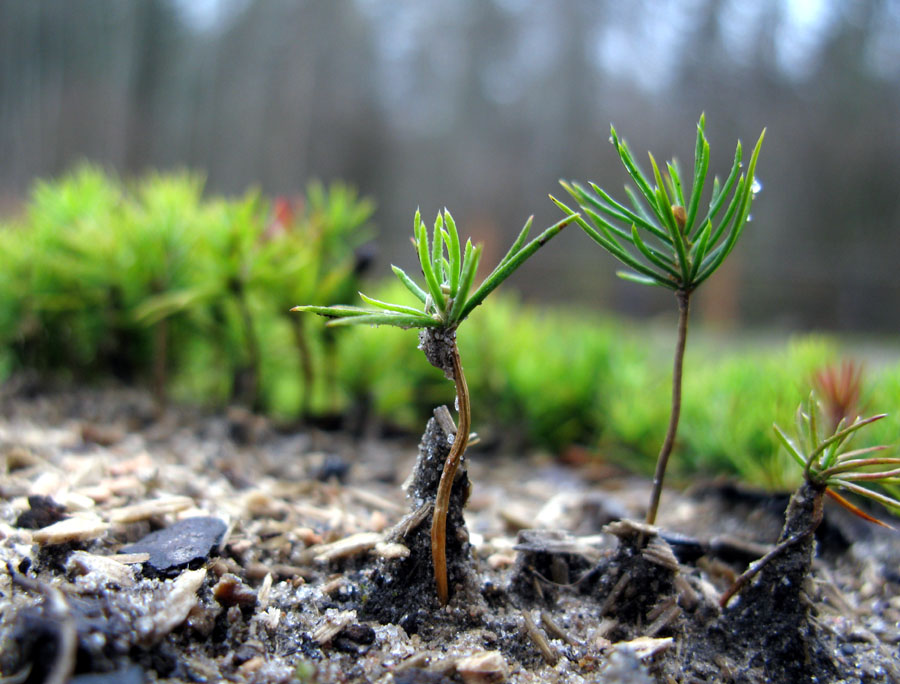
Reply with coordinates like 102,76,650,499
134,568,207,646
32,515,110,545
455,650,509,684
1,385,898,683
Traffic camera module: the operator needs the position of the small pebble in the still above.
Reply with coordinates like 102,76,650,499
339,623,376,645
456,651,508,684
212,573,257,608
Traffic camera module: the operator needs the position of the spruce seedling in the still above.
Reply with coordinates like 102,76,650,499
554,115,765,525
293,208,572,605
721,393,899,606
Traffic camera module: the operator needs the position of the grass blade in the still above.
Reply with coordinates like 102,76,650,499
290,304,371,317
358,292,426,316
774,423,808,470
809,414,887,463
701,141,742,229
688,219,712,281
631,225,680,279
391,265,428,303
416,213,445,313
448,240,482,322
584,181,671,243
666,160,685,207
498,216,533,268
611,125,659,216
617,270,671,288
326,312,438,328
444,210,461,294
432,213,445,283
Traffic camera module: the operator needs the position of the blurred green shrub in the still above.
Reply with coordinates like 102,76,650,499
0,166,374,413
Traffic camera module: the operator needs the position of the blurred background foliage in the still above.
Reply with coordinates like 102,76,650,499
1,1,899,493
1,167,899,493
1,0,899,330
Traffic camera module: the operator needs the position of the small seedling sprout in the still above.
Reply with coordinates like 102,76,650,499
721,393,900,606
553,114,765,525
293,208,572,605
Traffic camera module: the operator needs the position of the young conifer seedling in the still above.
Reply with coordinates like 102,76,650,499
553,115,765,525
293,208,572,605
721,393,900,608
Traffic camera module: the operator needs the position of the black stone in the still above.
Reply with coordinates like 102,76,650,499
121,517,227,577
315,455,351,483
338,623,375,645
16,495,68,529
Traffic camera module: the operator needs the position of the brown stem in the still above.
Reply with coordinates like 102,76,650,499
645,290,690,526
431,342,471,605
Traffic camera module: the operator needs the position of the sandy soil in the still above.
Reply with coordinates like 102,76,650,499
0,380,898,683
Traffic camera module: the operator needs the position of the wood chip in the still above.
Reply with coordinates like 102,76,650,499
613,636,673,660
675,574,699,612
257,572,273,611
32,516,109,545
434,405,457,436
321,575,346,596
604,519,657,541
455,651,509,684
107,552,151,564
312,532,382,563
136,568,207,646
346,487,405,514
294,527,323,546
540,610,578,646
387,502,432,542
642,537,680,573
644,598,682,637
312,610,356,646
522,611,558,666
600,570,631,616
374,541,410,560
67,551,135,588
60,492,96,512
107,496,194,523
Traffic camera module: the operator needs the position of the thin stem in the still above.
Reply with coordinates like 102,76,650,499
431,341,471,605
645,290,690,525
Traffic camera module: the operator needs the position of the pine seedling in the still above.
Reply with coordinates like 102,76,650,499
553,115,765,525
293,208,572,604
721,393,899,606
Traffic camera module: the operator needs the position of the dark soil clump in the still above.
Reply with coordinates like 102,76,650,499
1,385,898,683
